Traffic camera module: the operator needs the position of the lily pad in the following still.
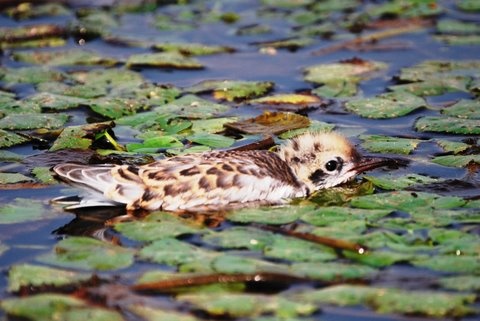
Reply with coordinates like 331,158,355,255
227,205,316,225
114,211,203,242
38,236,135,271
36,82,107,98
0,24,66,42
186,80,274,101
312,80,358,98
437,19,480,34
413,255,480,274
253,37,314,50
278,120,334,139
291,262,376,281
0,113,69,130
415,116,480,135
31,167,56,184
0,198,54,224
8,264,90,292
345,92,426,119
264,236,337,262
128,305,202,321
225,111,310,135
359,135,421,154
203,227,274,251
25,92,88,110
0,173,34,185
249,93,325,110
50,121,114,151
300,207,391,226
431,155,480,167
0,294,124,321
441,99,480,119
70,68,144,90
433,139,470,154
364,173,441,190
190,117,238,134
435,35,480,45
397,60,480,83
439,275,480,291
153,95,230,119
89,97,149,119
126,52,203,69
126,135,183,153
211,254,290,275
0,129,29,148
13,49,118,66
153,42,234,55
387,77,469,96
187,133,235,148
0,66,66,85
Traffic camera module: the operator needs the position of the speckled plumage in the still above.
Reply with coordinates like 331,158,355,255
53,132,391,211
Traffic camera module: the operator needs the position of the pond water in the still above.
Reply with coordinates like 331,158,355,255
0,0,480,320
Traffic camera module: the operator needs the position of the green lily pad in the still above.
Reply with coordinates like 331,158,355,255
254,37,314,50
291,262,376,281
13,49,118,66
225,111,310,135
350,191,467,211
190,117,238,134
437,19,480,34
0,128,29,148
73,11,118,37
439,275,480,291
38,236,135,271
300,207,391,226
89,97,149,119
366,0,443,17
359,135,421,154
0,150,23,162
278,120,334,139
0,113,68,130
227,205,316,225
0,198,53,224
398,60,480,83
113,84,181,105
0,294,124,321
433,139,470,154
431,154,480,167
187,133,235,148
8,264,90,292
387,77,470,96
0,173,33,184
211,254,290,275
114,211,203,242
413,254,480,274
441,99,480,119
31,167,56,184
0,37,66,49
364,173,441,190
36,82,107,98
345,92,426,119
0,24,66,42
186,80,274,101
435,35,480,45
178,293,316,318
128,305,202,321
0,66,66,85
50,121,114,151
203,227,274,251
126,135,183,153
264,236,337,262
458,0,480,11
415,116,480,135
126,52,203,69
5,3,70,20
153,42,234,55
25,92,87,110
312,80,358,98
154,95,230,119
344,249,416,267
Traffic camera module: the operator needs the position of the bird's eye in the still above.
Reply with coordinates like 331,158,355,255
325,160,339,172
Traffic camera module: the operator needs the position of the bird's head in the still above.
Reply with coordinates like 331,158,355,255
276,132,403,191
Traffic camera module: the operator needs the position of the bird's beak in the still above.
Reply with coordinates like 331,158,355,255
350,156,409,174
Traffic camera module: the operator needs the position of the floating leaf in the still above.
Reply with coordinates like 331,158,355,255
187,80,274,101
278,120,334,139
187,133,235,148
0,129,29,148
249,93,325,111
38,237,135,271
211,255,290,275
364,173,441,190
415,116,480,135
0,198,55,225
300,207,391,226
431,155,480,167
31,167,56,184
128,305,201,321
114,212,202,242
37,82,107,98
0,150,23,162
0,173,34,185
264,236,337,262
227,205,316,225
126,135,183,153
351,191,467,211
437,19,480,35
433,139,470,154
360,135,421,154
90,97,148,119
178,293,315,318
253,37,314,50
13,49,118,66
312,80,358,98
126,52,203,69
50,121,114,151
413,255,480,274
153,42,234,55
345,92,426,119
0,113,68,130
388,77,469,96
8,264,90,292
435,35,480,45
291,262,376,281
398,60,480,83
0,66,66,85
0,24,66,42
0,294,124,321
25,92,87,110
441,99,480,119
5,3,70,20
190,117,238,134
154,95,230,119
225,111,310,135
439,275,480,291
203,227,274,251
458,0,480,12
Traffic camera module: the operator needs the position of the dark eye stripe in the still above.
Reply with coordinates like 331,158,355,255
308,169,325,184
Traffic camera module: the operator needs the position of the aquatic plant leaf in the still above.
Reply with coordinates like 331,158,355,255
249,93,324,110
441,99,480,119
264,236,337,262
364,173,441,190
0,113,68,130
113,84,181,105
304,59,387,85
190,117,238,134
7,264,90,292
359,135,421,154
0,24,66,42
278,120,334,139
153,42,234,55
0,66,66,85
138,238,217,266
89,97,149,119
153,95,230,119
0,37,66,49
13,49,118,66
345,92,425,119
187,80,274,101
387,77,469,96
0,198,57,224
291,262,376,281
70,69,144,89
437,19,480,34
126,52,203,69
50,121,114,151
300,207,391,226
0,129,28,148
203,227,274,251
0,150,23,161
0,294,124,321
298,285,475,317
439,276,480,291
413,255,480,274
128,305,201,321
227,205,316,225
312,80,358,98
458,0,480,12
211,255,290,274
433,139,470,154
178,293,316,318
253,37,314,50
31,167,56,184
5,3,70,20
187,133,235,148
225,111,310,135
344,250,416,267
398,60,480,82
366,0,443,17
114,211,202,242
25,92,88,110
435,35,480,45
350,191,467,211
0,173,34,184
431,154,480,167
38,237,134,271
126,135,183,153
37,82,107,98
415,116,480,134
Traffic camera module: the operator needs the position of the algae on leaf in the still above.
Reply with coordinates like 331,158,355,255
0,129,29,148
0,113,69,130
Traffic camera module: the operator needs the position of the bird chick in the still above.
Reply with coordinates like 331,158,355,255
53,132,398,212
